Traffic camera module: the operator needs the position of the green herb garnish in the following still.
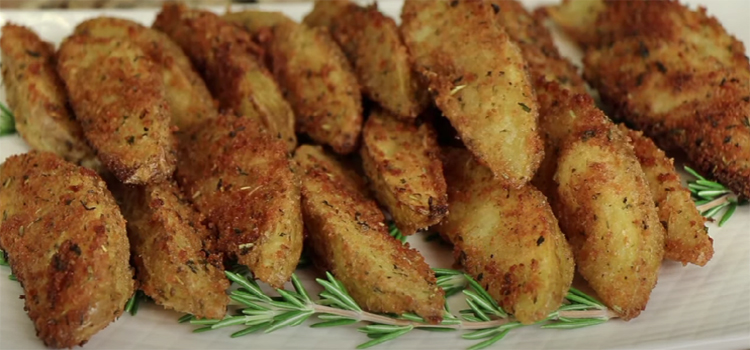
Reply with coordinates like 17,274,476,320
388,222,407,244
685,166,746,226
0,102,16,136
183,268,615,349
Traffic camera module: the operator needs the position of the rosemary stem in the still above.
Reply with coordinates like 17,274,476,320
696,194,731,212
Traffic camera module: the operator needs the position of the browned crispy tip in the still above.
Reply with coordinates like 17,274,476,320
295,144,445,323
57,34,176,185
0,151,133,348
176,114,303,288
115,181,230,319
0,24,102,172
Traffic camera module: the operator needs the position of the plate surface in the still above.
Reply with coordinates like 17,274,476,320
1,1,749,349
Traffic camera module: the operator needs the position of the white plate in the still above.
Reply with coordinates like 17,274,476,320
1,1,749,349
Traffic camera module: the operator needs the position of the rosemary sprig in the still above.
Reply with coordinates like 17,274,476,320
184,268,616,349
124,290,150,316
0,102,15,136
387,222,407,244
0,250,17,282
685,166,746,226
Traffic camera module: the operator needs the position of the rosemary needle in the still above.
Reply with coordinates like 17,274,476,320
0,102,15,136
684,166,745,226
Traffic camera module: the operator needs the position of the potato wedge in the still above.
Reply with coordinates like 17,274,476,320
74,17,217,131
0,24,101,171
360,109,447,235
619,125,713,266
265,21,362,154
552,100,665,320
57,34,175,185
0,151,133,348
295,145,444,322
176,114,302,288
435,148,574,325
153,3,297,151
115,181,229,319
304,0,429,119
401,0,543,187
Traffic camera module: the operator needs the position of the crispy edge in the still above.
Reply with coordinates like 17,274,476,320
153,3,297,151
176,114,302,288
436,148,574,325
295,145,445,322
400,0,543,187
0,24,101,171
553,112,665,320
0,151,133,348
269,22,362,154
619,125,713,266
57,35,176,184
360,109,447,235
116,181,229,319
74,17,217,131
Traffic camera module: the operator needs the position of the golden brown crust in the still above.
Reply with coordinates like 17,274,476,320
436,148,574,325
619,125,713,266
304,1,429,119
0,24,101,171
116,181,229,319
295,145,445,322
74,17,217,131
0,151,133,348
401,0,543,187
360,109,447,235
549,95,665,320
57,34,176,185
153,3,297,151
266,21,362,154
176,114,302,288
583,36,750,198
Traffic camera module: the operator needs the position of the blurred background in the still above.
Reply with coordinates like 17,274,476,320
0,0,297,9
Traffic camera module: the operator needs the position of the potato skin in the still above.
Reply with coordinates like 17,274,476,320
176,114,302,288
304,1,429,120
0,151,133,348
435,148,574,325
57,34,176,185
0,24,101,171
360,109,447,235
401,0,543,187
74,17,217,131
552,99,666,320
153,3,297,151
267,21,362,154
619,125,712,266
295,145,445,322
116,181,229,319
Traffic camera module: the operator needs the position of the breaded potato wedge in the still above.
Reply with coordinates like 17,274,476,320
401,0,543,187
304,1,429,119
552,101,665,320
74,17,217,131
539,0,605,49
619,125,713,266
435,148,574,325
153,3,296,150
115,181,229,319
0,24,101,171
490,0,586,94
583,36,750,198
295,145,445,322
57,35,175,185
360,109,447,235
265,21,362,154
176,114,302,288
0,151,133,348
223,10,296,34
